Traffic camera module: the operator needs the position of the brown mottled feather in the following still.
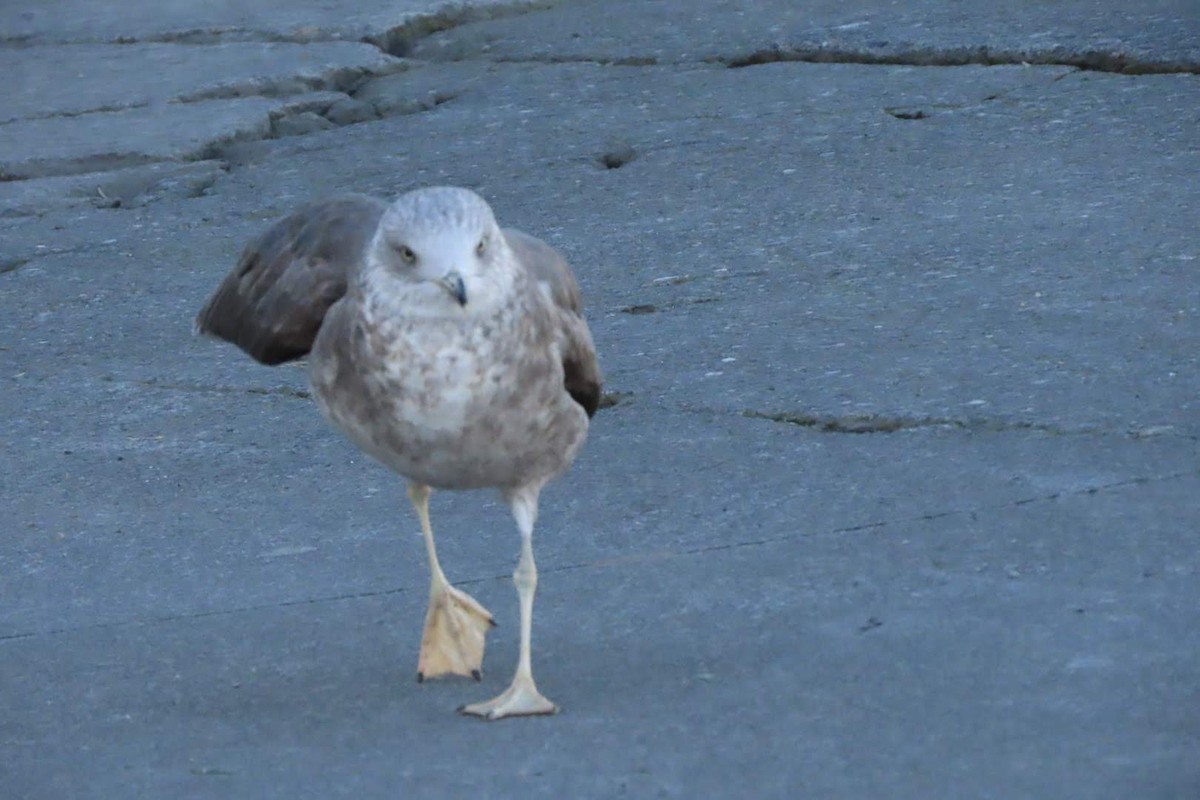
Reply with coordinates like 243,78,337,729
504,228,602,418
195,194,386,365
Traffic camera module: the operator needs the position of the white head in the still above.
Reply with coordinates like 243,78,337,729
364,186,509,310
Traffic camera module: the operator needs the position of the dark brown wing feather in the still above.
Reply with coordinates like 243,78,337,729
563,340,603,418
504,228,603,417
196,194,387,365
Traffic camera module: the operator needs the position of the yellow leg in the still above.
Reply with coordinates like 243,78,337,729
408,483,495,683
459,488,557,720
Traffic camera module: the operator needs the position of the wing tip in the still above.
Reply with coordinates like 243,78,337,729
571,379,602,418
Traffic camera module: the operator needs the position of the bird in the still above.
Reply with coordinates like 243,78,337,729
195,186,601,719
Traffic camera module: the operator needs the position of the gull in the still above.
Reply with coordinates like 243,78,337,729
196,186,601,719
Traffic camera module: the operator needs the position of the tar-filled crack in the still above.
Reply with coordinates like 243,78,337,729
720,45,1199,75
742,409,1088,436
740,409,1195,441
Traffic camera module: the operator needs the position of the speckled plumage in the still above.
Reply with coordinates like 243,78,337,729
197,186,600,489
196,186,601,718
308,203,591,492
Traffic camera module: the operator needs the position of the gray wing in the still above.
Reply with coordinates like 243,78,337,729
196,194,387,366
504,228,603,417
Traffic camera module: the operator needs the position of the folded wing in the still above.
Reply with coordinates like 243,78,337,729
504,228,603,417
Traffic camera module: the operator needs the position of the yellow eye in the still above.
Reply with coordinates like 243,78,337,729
397,245,416,264
476,238,486,257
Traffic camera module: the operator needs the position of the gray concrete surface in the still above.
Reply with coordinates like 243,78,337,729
2,1,1198,798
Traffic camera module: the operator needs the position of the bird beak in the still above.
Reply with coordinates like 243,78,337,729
437,271,467,306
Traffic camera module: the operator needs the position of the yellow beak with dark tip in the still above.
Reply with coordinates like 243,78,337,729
438,271,467,306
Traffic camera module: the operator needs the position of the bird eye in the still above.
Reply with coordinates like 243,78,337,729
475,238,487,257
396,244,416,264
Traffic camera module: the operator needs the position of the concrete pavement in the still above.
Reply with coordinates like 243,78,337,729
2,1,1198,797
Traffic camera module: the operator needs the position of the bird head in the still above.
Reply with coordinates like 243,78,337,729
367,186,508,310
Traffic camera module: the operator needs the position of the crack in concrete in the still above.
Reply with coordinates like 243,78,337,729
718,44,1200,75
404,24,1196,76
0,240,114,273
3,87,398,184
743,408,1091,436
178,82,352,106
741,408,1195,441
0,29,320,47
0,3,549,186
392,47,1185,77
4,467,1192,645
0,1,556,49
617,297,721,316
0,256,33,274
367,1,558,57
597,390,633,410
113,377,313,399
422,48,1196,76
487,54,664,67
1,100,154,125
12,6,1186,194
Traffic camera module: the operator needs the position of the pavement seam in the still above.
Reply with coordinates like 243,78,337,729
3,468,1194,644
